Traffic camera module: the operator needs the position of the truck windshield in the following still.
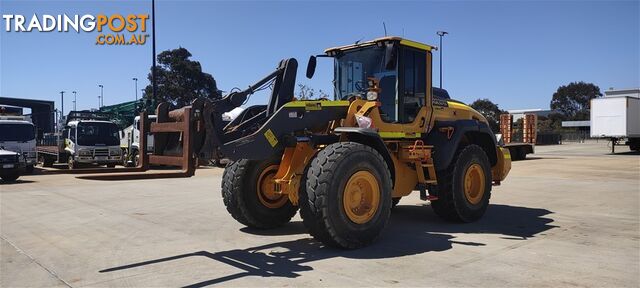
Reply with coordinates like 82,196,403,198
334,45,397,100
0,124,35,142
77,122,119,146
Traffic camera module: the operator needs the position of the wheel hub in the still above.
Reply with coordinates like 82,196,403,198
256,165,288,209
343,170,380,224
463,163,485,205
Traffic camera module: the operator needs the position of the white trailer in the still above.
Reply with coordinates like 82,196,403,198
590,96,640,153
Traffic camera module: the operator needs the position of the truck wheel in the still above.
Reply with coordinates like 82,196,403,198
107,164,116,168
25,165,34,174
68,157,78,170
1,173,20,182
430,144,492,222
40,155,53,168
222,158,298,229
299,142,392,249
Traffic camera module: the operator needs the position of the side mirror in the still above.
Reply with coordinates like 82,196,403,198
306,56,317,79
384,42,398,70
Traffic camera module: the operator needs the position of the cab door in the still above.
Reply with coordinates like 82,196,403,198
374,45,433,135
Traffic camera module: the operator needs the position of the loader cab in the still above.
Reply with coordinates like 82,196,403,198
324,37,435,124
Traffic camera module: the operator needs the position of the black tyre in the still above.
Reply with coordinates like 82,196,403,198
299,142,392,249
106,163,116,168
1,173,20,182
25,165,34,174
430,144,492,222
40,155,54,168
392,197,401,209
222,158,298,229
68,157,77,170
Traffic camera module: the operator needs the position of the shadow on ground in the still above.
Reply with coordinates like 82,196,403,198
100,204,556,287
0,179,37,185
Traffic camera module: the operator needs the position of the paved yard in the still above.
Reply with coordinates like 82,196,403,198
1,141,638,287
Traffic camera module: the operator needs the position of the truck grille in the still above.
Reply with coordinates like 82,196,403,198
94,148,109,157
0,155,17,163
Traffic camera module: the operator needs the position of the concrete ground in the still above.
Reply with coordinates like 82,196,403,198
1,141,638,287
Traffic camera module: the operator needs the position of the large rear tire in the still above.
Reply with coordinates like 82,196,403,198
430,144,492,222
222,158,298,229
299,142,392,249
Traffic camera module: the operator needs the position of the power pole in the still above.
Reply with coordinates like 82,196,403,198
98,84,104,108
151,0,157,108
133,78,138,101
59,91,65,120
72,91,77,111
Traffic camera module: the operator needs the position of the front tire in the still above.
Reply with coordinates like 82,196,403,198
299,142,392,249
222,158,298,229
1,172,20,182
68,157,78,170
430,144,492,222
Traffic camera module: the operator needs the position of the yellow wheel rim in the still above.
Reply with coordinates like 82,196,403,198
256,165,288,209
463,163,486,205
343,170,380,224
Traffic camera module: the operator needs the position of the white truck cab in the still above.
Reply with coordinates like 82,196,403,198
0,116,37,173
120,115,156,167
65,118,122,168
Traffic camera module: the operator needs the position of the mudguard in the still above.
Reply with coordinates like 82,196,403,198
425,120,498,169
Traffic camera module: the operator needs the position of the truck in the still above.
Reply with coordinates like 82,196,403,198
142,36,512,249
0,148,27,182
590,94,640,153
499,113,536,160
120,115,156,167
0,115,37,173
37,111,122,169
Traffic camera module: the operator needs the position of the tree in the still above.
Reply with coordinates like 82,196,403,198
538,112,566,133
550,82,602,120
142,47,221,108
470,98,505,133
296,84,329,100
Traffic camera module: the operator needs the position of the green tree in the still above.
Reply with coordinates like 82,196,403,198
550,82,602,120
296,84,329,100
470,98,505,133
142,47,221,108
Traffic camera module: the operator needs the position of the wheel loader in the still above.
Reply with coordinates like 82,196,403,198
151,37,511,249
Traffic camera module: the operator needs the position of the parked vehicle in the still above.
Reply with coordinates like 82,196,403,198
590,95,640,153
145,36,512,249
499,113,536,160
0,116,37,173
120,115,156,167
0,148,26,182
37,111,122,169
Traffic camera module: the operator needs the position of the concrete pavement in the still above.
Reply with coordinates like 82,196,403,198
1,141,638,287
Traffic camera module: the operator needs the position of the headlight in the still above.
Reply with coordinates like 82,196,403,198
366,91,378,101
78,149,92,156
110,149,121,156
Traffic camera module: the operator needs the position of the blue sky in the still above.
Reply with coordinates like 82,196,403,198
1,0,638,113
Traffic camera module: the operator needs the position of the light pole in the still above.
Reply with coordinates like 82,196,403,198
59,91,65,120
72,91,77,111
436,31,448,88
132,78,138,101
98,84,104,108
151,0,157,107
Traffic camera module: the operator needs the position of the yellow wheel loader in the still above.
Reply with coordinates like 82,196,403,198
152,37,511,249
